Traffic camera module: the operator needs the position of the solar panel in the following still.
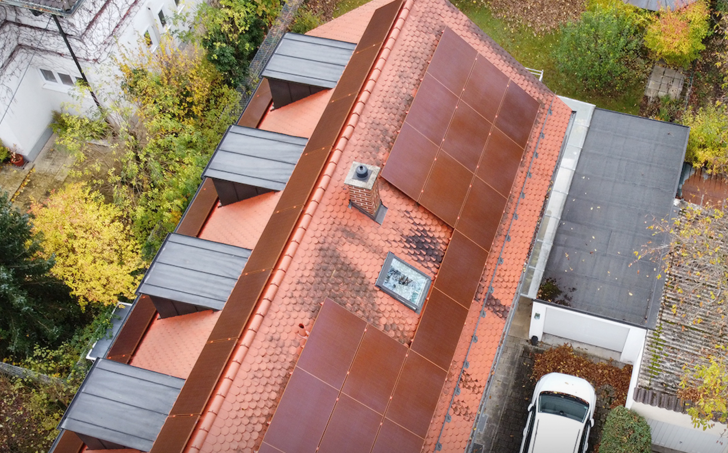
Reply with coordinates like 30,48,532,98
380,123,440,200
410,288,469,370
342,328,407,414
317,394,383,453
381,27,541,259
457,176,507,250
494,82,540,148
385,351,447,437
296,300,366,388
476,126,525,196
263,369,340,452
419,150,472,226
462,57,509,123
434,231,488,308
442,101,492,172
371,419,424,453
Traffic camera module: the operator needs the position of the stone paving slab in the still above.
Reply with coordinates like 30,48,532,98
645,64,685,100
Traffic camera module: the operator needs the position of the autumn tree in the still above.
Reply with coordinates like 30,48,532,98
681,103,728,174
0,191,86,359
644,0,710,68
30,183,145,308
644,203,728,428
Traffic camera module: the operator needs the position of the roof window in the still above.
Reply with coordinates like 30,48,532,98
376,252,431,312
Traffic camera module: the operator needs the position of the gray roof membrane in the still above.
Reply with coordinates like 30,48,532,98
137,234,251,311
261,33,356,88
541,109,688,328
622,0,696,11
87,303,132,360
202,126,307,191
58,359,183,451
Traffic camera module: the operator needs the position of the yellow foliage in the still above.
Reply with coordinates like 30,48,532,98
30,183,146,308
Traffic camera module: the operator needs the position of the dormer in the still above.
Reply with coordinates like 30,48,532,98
262,33,356,108
137,234,250,318
202,126,307,206
57,359,183,450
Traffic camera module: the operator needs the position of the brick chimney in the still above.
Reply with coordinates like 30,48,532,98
344,162,383,221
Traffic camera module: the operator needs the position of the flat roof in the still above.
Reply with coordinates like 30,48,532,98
541,109,688,327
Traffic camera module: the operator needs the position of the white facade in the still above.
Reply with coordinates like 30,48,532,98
0,0,198,157
528,300,647,364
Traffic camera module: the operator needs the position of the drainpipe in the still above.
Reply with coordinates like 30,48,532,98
52,14,102,110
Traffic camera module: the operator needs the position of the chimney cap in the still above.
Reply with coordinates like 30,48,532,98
344,161,380,190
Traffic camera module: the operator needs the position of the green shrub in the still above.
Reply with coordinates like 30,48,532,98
554,4,648,94
0,141,9,162
599,406,652,453
644,0,710,68
290,6,322,34
681,102,728,173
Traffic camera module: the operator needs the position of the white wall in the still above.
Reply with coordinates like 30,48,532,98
529,301,647,364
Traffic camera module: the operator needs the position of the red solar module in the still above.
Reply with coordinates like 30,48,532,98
371,419,425,453
477,126,525,197
494,82,540,148
381,123,440,200
419,150,473,226
318,394,383,453
411,288,469,370
296,300,366,388
404,74,458,145
385,351,448,437
442,101,492,172
342,327,407,414
434,231,489,307
457,176,508,250
462,57,509,123
262,370,339,452
426,28,476,94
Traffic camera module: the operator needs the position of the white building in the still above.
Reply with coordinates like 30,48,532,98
0,0,199,159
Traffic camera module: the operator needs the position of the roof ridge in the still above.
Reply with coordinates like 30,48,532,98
185,1,414,450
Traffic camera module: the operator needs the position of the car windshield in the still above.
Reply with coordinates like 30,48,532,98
538,391,589,422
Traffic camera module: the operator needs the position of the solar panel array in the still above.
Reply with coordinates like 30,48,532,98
381,27,540,251
261,300,429,453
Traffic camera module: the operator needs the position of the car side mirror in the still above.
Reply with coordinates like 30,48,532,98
590,418,594,427
528,403,534,412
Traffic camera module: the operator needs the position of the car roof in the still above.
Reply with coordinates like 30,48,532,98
531,413,583,453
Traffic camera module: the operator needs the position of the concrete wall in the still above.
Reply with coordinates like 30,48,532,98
529,301,647,364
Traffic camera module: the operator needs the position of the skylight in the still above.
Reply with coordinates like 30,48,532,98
376,252,431,312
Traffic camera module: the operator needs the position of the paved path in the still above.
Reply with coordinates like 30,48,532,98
645,64,684,100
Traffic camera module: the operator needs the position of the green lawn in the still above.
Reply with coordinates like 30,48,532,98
461,5,644,115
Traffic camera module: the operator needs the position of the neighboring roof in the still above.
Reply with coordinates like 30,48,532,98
202,126,307,192
86,304,132,361
540,109,688,328
0,0,84,15
58,359,183,451
261,33,356,88
623,0,696,11
137,233,250,311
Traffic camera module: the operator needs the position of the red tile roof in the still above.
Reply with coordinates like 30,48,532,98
190,0,570,451
60,0,571,451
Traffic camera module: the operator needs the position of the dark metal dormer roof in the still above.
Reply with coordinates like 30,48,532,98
262,33,356,89
262,33,356,108
202,126,307,205
137,233,251,318
57,359,183,451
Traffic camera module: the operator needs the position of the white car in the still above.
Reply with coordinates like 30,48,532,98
519,372,597,453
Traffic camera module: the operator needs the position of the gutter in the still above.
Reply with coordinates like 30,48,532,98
185,1,414,450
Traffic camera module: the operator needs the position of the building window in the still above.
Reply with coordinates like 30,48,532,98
375,252,431,312
58,73,75,86
40,69,57,83
144,29,154,47
157,9,167,28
